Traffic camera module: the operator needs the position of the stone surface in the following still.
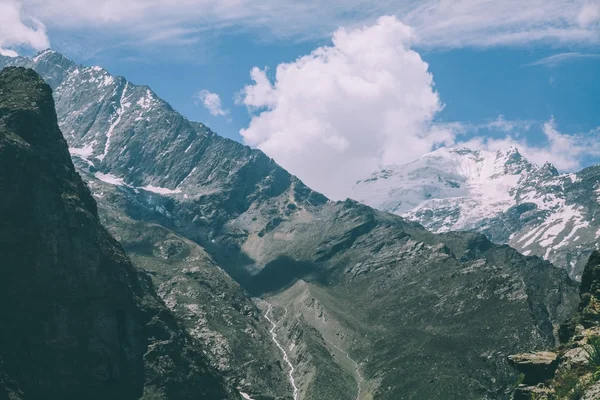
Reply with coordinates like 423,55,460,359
508,352,559,384
513,384,552,400
508,250,600,399
582,380,600,400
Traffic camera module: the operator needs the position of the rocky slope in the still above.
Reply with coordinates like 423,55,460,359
508,250,600,399
351,147,600,280
0,51,585,399
93,184,293,399
0,67,238,399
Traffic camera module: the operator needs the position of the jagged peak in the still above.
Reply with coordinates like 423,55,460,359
500,145,520,155
31,49,75,66
534,161,559,177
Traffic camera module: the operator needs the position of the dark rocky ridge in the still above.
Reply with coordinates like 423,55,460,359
0,67,238,399
508,250,600,399
0,52,584,398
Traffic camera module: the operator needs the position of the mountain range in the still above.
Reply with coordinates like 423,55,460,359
352,146,600,281
0,51,591,399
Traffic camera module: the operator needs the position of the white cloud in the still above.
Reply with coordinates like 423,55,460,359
578,2,600,27
6,0,599,57
194,89,229,117
0,48,19,57
403,0,599,48
238,16,454,200
526,52,600,67
0,0,49,53
463,119,600,171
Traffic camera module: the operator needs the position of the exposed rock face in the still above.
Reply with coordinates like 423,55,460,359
0,67,237,399
579,251,600,327
508,352,559,384
508,250,600,399
96,195,293,398
0,52,583,399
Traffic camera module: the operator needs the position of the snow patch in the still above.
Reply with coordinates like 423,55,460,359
95,172,127,186
69,144,94,159
32,49,54,63
99,75,114,88
136,89,154,109
69,143,96,166
140,185,182,195
98,82,130,161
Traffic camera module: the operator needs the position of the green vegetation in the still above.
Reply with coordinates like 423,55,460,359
585,335,600,375
547,336,600,399
552,370,584,400
140,388,165,400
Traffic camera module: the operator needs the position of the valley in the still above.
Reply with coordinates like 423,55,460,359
0,51,594,399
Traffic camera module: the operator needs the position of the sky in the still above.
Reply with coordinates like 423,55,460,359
1,0,599,199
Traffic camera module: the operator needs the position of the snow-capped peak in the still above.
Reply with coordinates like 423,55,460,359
351,146,600,280
351,146,536,217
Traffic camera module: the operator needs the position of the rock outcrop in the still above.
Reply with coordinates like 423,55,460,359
508,352,559,385
509,250,600,399
0,67,238,399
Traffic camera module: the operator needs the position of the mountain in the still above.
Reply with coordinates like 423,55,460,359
0,67,239,399
0,51,583,399
351,146,600,280
0,50,320,399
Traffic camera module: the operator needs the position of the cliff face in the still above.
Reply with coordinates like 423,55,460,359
0,67,236,399
509,250,600,400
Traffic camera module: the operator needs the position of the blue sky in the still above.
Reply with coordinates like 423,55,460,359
90,39,600,145
1,0,599,198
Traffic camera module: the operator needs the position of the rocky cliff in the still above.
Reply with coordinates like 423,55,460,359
509,250,600,399
0,67,238,399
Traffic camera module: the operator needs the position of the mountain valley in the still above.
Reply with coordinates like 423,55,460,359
0,51,595,399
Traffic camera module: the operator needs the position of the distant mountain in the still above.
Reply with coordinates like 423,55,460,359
0,67,238,400
352,146,600,280
0,51,582,399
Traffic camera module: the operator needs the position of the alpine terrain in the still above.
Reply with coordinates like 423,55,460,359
352,147,600,280
0,51,586,399
0,67,239,400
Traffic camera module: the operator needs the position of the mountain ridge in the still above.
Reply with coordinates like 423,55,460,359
352,146,600,280
0,51,584,399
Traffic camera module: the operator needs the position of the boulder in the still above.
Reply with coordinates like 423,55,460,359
508,352,559,384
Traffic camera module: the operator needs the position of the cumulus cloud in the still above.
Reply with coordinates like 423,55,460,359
0,0,49,53
7,0,599,57
237,15,598,201
578,2,600,27
194,89,229,117
238,16,455,199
